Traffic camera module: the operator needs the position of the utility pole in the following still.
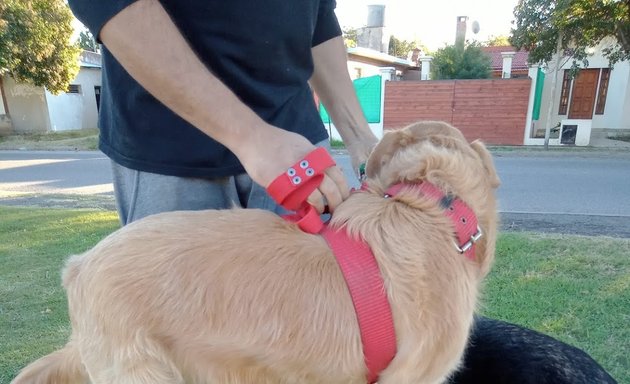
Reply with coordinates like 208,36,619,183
544,32,564,150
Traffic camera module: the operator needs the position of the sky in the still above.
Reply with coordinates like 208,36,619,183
334,0,521,51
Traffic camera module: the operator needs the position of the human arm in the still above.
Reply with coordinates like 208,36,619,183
69,0,348,212
309,36,379,174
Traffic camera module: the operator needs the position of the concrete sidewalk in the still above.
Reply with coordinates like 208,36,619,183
589,131,630,149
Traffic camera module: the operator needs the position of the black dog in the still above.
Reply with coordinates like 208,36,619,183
449,316,618,383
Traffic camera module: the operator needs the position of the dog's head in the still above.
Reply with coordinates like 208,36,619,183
364,121,500,277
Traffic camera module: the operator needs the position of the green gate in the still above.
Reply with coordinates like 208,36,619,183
319,75,382,124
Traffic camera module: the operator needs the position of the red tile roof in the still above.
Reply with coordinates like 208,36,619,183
480,46,530,70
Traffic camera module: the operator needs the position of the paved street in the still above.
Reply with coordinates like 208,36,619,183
1,149,630,237
0,151,112,196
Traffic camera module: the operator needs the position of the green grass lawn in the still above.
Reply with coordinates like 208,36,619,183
0,128,99,151
1,207,628,383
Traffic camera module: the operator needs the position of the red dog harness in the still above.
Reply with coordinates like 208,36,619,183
267,149,482,383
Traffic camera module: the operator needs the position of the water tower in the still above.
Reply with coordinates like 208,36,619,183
357,4,390,54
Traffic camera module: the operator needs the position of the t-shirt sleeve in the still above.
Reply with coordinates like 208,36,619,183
312,0,342,47
68,0,139,43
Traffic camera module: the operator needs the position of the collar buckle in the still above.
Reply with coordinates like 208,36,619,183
454,226,483,254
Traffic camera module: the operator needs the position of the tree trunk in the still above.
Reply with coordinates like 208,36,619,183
544,32,563,150
0,76,9,117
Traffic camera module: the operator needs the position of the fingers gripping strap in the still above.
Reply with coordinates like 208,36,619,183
266,147,336,211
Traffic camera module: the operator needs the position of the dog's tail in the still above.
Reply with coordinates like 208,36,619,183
11,342,87,384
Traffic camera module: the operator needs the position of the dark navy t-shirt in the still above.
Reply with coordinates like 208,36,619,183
68,0,341,178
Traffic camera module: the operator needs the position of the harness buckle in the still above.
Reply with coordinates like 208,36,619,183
455,226,483,254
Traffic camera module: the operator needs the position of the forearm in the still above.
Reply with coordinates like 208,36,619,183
309,36,377,146
98,0,269,160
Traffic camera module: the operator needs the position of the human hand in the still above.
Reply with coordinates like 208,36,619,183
237,125,350,213
345,134,379,179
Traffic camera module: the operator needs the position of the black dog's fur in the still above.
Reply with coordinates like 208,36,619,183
449,316,618,384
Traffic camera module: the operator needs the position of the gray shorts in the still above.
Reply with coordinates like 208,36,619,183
111,140,330,225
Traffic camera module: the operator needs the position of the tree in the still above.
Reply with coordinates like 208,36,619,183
431,42,492,80
510,0,630,69
78,30,98,53
0,0,80,95
485,35,512,47
342,27,357,48
388,36,417,59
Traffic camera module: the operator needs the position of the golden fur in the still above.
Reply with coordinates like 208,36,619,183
12,121,500,384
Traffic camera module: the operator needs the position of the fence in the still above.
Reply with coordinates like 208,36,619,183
383,78,532,145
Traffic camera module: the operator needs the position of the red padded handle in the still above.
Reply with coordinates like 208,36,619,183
266,147,336,233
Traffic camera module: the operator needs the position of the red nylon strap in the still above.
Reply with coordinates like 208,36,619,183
267,147,335,211
385,182,479,260
320,226,397,384
266,147,335,233
281,205,324,234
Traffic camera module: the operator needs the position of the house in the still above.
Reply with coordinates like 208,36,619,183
481,46,530,78
523,37,630,146
0,50,102,135
346,46,414,80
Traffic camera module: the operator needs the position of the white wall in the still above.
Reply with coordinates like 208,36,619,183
46,67,101,131
591,60,630,130
3,76,50,133
346,60,384,80
45,91,82,132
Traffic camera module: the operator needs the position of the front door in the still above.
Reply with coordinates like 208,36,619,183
568,69,599,119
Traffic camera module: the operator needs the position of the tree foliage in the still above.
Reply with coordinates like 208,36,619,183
431,42,492,80
485,35,512,47
342,27,358,48
510,0,630,68
0,0,80,94
388,36,418,59
78,30,98,52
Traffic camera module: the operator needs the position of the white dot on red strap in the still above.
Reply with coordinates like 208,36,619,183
287,168,296,176
292,176,302,184
300,160,309,169
306,168,314,176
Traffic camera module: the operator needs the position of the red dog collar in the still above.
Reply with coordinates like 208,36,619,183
383,182,482,260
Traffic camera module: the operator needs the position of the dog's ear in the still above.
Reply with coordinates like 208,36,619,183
470,140,500,189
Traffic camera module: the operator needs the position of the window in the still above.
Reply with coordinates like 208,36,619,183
558,70,571,115
595,68,610,115
67,84,81,94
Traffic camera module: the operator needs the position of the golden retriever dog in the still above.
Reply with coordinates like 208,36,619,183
12,121,500,384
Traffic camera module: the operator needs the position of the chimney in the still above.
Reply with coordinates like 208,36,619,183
357,4,390,53
420,56,433,80
501,52,516,78
367,4,385,28
455,16,468,51
408,48,422,65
